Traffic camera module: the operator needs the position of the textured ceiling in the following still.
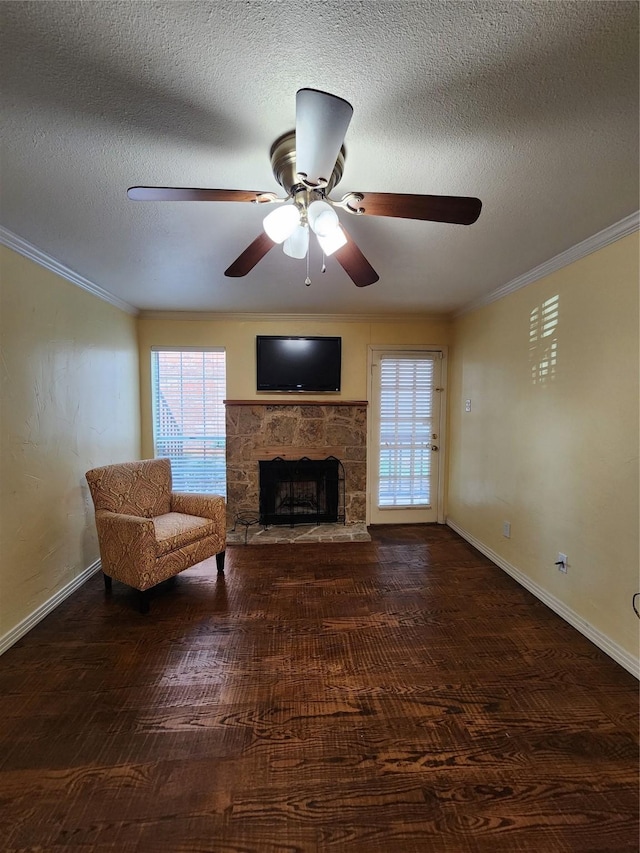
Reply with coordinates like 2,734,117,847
1,1,638,315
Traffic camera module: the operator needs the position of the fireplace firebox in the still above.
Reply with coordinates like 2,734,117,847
259,457,346,527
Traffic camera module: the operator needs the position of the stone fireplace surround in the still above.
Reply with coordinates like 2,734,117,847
224,400,367,530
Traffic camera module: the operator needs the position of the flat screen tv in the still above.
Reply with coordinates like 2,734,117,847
256,336,341,392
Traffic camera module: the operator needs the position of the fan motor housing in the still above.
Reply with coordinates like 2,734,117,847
270,131,345,196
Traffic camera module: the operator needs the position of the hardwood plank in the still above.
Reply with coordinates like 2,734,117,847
0,525,637,852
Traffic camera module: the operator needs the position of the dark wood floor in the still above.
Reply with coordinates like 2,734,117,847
1,525,638,852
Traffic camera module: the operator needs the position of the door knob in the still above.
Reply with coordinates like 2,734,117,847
431,445,439,451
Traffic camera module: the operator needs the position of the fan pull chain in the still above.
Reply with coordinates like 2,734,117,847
305,248,311,286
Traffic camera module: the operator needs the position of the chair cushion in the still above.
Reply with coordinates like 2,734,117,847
86,458,172,517
152,512,217,556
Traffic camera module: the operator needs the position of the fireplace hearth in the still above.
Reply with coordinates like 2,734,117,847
259,457,345,527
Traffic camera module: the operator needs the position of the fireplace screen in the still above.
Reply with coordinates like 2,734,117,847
259,457,345,527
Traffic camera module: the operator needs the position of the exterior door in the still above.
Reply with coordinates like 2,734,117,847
368,348,444,524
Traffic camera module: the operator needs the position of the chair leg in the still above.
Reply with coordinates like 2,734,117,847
103,573,112,594
138,590,150,614
216,551,225,574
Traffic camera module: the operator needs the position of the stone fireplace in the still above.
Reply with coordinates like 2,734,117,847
224,401,367,529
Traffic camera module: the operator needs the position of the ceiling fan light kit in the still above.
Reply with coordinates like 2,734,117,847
127,87,482,288
262,194,346,262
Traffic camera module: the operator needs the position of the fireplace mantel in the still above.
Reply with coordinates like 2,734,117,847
224,400,367,407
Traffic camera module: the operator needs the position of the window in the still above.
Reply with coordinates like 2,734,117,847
151,348,226,494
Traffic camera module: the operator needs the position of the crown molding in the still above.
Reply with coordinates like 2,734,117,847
137,311,447,322
455,211,640,318
3,210,637,323
0,226,138,316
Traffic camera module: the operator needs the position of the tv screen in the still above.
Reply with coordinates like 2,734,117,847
256,336,341,392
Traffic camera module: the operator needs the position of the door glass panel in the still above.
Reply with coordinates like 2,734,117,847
378,356,435,508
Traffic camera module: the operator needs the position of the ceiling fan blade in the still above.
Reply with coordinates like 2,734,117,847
334,228,379,288
127,187,268,202
224,232,276,277
295,89,353,187
349,192,482,225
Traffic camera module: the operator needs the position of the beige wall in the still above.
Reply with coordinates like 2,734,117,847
137,315,450,458
0,246,140,642
6,230,637,667
447,233,639,663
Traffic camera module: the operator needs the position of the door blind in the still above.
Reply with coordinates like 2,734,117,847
378,355,435,507
151,348,226,494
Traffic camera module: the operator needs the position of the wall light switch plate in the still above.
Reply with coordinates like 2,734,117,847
503,521,511,538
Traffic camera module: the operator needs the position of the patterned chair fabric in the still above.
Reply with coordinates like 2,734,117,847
86,458,226,595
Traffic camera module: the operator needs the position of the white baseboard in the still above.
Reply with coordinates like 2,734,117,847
0,559,102,656
446,519,639,679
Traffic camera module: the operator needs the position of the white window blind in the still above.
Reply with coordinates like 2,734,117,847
378,354,435,507
151,348,226,494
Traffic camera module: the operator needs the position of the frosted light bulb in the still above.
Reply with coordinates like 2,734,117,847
307,200,339,237
316,225,347,256
283,224,309,259
263,204,301,243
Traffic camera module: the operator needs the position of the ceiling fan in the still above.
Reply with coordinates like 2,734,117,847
127,88,482,288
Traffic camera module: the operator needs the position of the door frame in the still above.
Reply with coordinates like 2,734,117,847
366,344,448,525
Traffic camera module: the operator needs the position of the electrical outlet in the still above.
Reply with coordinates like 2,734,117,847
556,552,568,573
465,399,472,412
502,521,511,538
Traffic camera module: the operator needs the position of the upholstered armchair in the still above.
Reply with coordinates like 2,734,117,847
85,458,226,612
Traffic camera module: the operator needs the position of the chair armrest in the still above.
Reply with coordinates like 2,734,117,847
95,510,158,575
171,492,226,527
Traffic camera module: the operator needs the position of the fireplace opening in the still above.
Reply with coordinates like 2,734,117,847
259,457,346,527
